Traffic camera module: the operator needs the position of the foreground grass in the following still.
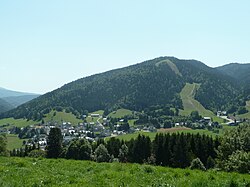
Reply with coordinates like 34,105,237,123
0,157,249,187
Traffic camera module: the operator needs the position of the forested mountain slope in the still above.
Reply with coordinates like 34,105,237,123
216,63,250,86
1,57,244,120
216,63,250,100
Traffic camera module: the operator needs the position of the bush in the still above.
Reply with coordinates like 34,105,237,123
190,158,206,171
217,123,250,172
28,150,46,158
0,135,9,157
224,151,250,173
94,144,111,163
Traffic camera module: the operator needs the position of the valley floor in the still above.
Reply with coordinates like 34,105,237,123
0,157,249,187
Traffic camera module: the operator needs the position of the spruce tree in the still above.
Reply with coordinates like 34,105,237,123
47,127,63,158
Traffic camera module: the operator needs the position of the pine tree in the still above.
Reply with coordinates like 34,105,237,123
118,144,128,162
162,134,172,166
153,133,164,165
79,139,92,160
106,137,121,158
47,127,63,158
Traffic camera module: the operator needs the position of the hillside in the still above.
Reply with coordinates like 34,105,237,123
1,57,244,120
0,157,249,187
0,88,39,114
0,87,38,98
216,63,250,101
2,95,39,108
0,98,13,114
216,63,250,86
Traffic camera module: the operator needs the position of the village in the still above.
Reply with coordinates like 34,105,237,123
0,109,243,151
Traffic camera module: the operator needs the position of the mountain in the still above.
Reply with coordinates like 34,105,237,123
2,95,40,108
216,63,250,85
216,63,250,91
0,87,38,98
1,57,245,120
216,63,250,101
0,98,13,114
0,88,40,114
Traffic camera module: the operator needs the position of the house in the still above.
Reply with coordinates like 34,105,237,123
203,117,211,122
91,114,100,117
217,111,227,116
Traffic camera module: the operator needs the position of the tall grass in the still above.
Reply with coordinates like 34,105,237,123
0,157,249,187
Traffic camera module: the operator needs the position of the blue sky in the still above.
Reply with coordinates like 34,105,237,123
0,0,250,94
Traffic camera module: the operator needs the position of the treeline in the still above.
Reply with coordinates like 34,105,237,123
11,129,219,170
4,123,250,173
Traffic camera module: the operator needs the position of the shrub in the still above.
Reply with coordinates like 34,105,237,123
190,158,206,171
28,150,46,158
0,135,9,157
94,144,111,163
224,151,250,173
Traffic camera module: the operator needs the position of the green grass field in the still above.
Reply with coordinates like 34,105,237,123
6,134,27,150
44,110,82,125
90,110,104,116
85,110,105,123
108,109,133,118
156,59,182,76
180,83,215,117
107,127,224,141
108,131,158,141
237,100,250,119
0,157,249,187
0,118,37,129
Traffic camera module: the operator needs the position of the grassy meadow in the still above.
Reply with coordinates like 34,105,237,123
44,110,82,125
6,134,27,150
179,83,217,118
237,100,250,119
0,118,37,129
0,157,249,187
106,127,225,141
108,109,133,118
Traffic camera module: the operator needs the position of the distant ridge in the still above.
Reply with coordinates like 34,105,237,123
0,87,38,98
216,63,250,87
0,87,40,114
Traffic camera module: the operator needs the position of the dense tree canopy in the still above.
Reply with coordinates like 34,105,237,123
217,123,250,173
